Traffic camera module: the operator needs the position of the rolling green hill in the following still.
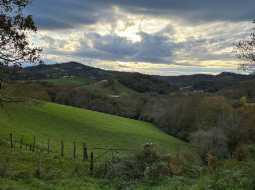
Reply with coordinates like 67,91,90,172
42,76,93,87
0,101,187,157
0,101,190,190
81,79,138,97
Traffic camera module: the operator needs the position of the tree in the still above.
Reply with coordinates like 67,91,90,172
0,0,41,91
235,20,255,72
219,112,247,157
190,128,229,162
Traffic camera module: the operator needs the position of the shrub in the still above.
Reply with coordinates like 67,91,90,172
103,143,171,185
144,161,170,181
196,160,255,190
207,152,218,173
233,144,249,161
102,143,201,190
190,128,229,162
168,152,201,177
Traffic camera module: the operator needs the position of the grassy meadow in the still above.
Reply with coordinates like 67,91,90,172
0,101,191,190
0,101,187,157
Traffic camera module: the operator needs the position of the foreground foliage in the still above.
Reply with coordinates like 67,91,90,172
1,140,255,190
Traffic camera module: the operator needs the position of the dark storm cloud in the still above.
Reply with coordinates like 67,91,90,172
41,31,177,64
75,31,177,63
28,0,255,30
28,0,113,29
40,19,247,65
106,0,255,21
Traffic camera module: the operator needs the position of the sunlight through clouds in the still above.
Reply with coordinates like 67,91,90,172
29,1,254,75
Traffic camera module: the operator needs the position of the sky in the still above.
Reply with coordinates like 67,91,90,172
27,0,255,76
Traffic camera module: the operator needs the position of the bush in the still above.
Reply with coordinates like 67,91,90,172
207,152,218,173
196,160,255,190
233,144,249,161
190,128,229,162
144,161,170,181
168,152,201,177
102,144,171,186
101,143,201,190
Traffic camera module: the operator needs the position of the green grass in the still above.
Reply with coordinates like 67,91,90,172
42,76,92,86
81,79,138,96
0,178,112,190
0,101,187,158
2,82,50,101
41,77,138,97
0,101,189,189
0,140,113,190
2,101,252,190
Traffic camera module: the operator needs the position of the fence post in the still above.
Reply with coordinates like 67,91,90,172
20,136,23,151
13,140,16,151
29,144,32,152
9,133,13,149
103,162,108,176
83,143,88,161
73,142,76,160
32,136,36,152
61,140,64,157
35,150,42,178
90,152,94,175
47,139,50,154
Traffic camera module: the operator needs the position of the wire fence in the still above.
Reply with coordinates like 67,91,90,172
1,132,137,175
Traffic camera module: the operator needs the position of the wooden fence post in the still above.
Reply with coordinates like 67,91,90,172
9,133,13,149
90,152,94,175
104,162,108,176
35,150,42,178
13,140,16,151
47,139,50,154
83,143,88,161
61,140,64,157
33,136,36,152
20,136,23,151
73,142,76,160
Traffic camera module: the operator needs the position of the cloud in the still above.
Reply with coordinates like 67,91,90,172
38,20,252,68
27,0,114,30
67,30,177,64
110,0,255,22
27,0,255,75
130,32,176,63
28,0,255,30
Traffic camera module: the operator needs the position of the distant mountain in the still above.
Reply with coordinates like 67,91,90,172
16,62,111,81
12,62,255,93
13,62,176,94
159,72,254,92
